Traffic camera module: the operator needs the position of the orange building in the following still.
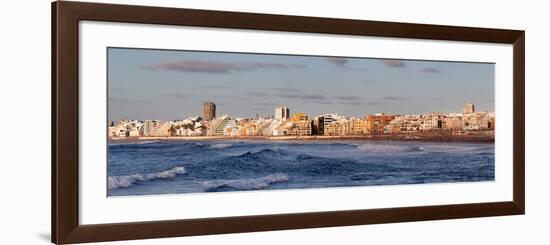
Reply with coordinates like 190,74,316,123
285,113,311,136
366,114,396,134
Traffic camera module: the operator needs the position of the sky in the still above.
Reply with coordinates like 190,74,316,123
108,47,494,122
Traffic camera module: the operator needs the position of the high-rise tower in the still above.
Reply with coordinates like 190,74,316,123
275,106,290,120
463,102,475,113
203,102,216,121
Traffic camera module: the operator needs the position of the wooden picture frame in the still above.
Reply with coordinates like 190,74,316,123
52,1,525,244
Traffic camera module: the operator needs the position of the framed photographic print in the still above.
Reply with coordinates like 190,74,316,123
52,1,525,244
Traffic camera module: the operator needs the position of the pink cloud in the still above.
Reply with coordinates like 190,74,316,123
421,67,441,73
325,57,348,66
382,59,406,68
144,60,304,73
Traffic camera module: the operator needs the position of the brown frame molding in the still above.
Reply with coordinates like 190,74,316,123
52,1,525,244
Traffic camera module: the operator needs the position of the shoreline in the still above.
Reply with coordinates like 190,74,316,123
109,134,494,143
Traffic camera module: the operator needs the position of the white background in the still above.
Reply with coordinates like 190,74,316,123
0,0,547,244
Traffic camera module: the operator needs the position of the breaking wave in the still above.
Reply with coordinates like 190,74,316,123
209,143,233,149
108,166,186,189
417,144,488,153
201,173,290,192
356,143,423,153
224,148,286,159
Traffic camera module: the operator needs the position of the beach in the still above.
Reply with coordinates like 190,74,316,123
109,133,494,144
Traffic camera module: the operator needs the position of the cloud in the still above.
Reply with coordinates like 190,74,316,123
339,101,362,105
427,97,444,102
274,94,329,101
247,91,269,97
333,96,361,101
216,102,232,106
268,87,301,92
421,67,441,73
382,59,406,68
301,95,328,100
292,64,308,69
255,102,277,106
194,85,232,89
325,57,368,71
277,94,300,99
144,60,305,74
325,57,348,67
168,93,192,99
109,97,150,103
318,101,334,105
365,102,384,105
382,96,406,101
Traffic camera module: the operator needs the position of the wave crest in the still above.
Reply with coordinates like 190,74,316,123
357,143,423,153
209,143,233,149
202,173,289,192
108,166,186,189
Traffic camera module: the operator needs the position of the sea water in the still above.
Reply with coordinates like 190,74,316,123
107,140,494,196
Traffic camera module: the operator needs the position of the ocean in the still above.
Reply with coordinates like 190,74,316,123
107,140,494,196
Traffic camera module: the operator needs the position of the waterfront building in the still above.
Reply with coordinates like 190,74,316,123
108,124,126,137
323,123,339,136
444,115,463,130
419,114,444,131
108,120,143,138
108,126,116,137
143,119,155,136
264,120,284,136
316,113,344,135
252,119,273,136
489,113,496,129
205,117,222,136
284,113,311,136
402,115,421,133
215,117,231,136
223,119,239,136
109,100,494,138
203,102,216,121
463,112,491,130
366,113,396,134
351,118,370,135
442,111,492,131
312,116,325,135
324,119,352,136
164,117,206,136
145,121,172,137
241,123,257,136
275,106,290,121
463,102,475,113
127,128,140,137
384,122,402,134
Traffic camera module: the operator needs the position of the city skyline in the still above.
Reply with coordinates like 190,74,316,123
108,48,495,122
109,100,494,139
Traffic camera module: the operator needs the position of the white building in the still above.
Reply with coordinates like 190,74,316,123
463,102,475,113
275,106,290,121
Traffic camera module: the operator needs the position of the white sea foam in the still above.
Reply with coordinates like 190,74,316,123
356,143,422,153
209,143,233,149
356,142,489,154
108,166,186,189
418,144,484,153
201,173,289,191
135,140,161,145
